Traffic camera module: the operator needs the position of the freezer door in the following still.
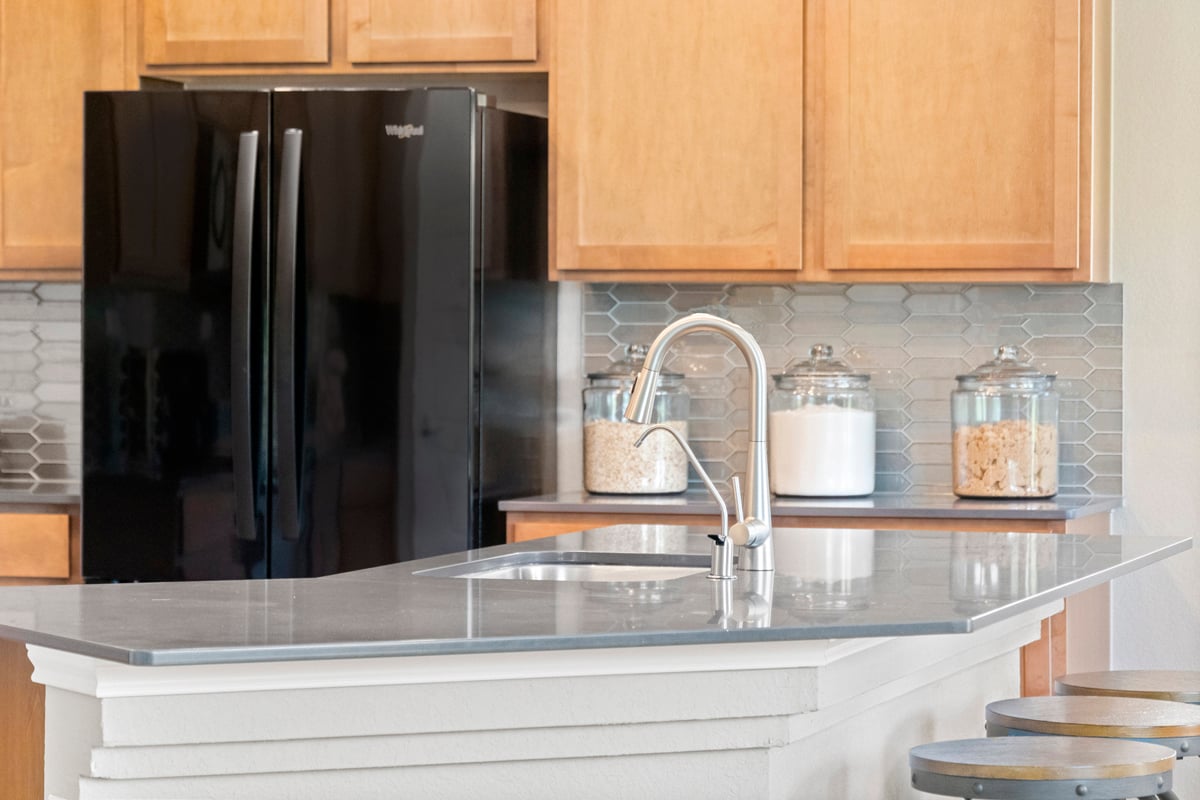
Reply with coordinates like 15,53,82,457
269,89,478,577
83,91,271,581
476,107,554,544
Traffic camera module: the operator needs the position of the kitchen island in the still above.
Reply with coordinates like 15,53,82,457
0,525,1188,799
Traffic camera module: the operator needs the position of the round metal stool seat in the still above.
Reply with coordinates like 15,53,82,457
987,695,1200,759
1056,671,1200,705
910,736,1176,799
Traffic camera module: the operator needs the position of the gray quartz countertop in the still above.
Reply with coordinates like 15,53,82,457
0,525,1185,667
0,481,79,506
498,491,1122,520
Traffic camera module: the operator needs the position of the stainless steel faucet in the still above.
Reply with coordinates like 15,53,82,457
624,312,774,572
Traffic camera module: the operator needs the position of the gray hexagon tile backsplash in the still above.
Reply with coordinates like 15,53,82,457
0,280,1124,496
583,283,1122,496
0,283,81,485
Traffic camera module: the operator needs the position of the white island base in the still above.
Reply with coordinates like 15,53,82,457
29,605,1051,800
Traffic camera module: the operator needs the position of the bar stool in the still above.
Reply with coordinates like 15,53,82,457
910,736,1177,799
986,695,1200,800
1056,671,1200,705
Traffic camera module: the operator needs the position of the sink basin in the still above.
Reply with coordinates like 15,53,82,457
414,551,709,582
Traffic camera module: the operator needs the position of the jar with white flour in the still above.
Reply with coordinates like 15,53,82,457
769,344,875,496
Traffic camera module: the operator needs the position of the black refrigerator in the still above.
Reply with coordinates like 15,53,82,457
82,88,556,581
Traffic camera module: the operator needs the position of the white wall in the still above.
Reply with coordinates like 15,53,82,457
1110,1,1200,667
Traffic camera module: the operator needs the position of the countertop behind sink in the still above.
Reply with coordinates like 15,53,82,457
499,490,1121,521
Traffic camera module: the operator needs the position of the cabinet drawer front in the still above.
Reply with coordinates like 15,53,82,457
0,515,69,579
142,0,329,65
347,0,538,63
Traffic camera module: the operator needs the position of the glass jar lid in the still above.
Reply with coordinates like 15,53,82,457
774,344,870,389
586,343,684,387
956,344,1056,390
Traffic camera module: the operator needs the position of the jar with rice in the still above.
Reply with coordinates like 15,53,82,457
583,344,690,494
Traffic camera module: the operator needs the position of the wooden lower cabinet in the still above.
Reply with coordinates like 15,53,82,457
506,508,1112,698
505,511,1102,543
0,508,79,800
0,514,71,580
0,638,41,800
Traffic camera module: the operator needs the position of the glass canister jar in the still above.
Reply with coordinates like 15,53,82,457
583,344,690,494
951,344,1059,498
768,344,876,496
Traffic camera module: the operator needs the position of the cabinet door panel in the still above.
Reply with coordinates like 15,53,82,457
554,0,804,277
143,0,328,65
347,0,537,63
0,0,128,272
819,0,1081,275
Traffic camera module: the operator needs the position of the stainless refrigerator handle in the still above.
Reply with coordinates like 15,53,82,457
232,131,259,543
275,129,303,543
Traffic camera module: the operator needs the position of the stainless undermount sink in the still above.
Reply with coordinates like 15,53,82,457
414,551,710,582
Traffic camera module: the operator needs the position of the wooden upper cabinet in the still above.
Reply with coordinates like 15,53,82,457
139,0,546,72
810,0,1100,282
347,0,537,64
142,0,329,65
552,0,805,281
0,0,130,275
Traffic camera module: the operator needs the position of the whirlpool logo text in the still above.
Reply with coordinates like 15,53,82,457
384,124,425,140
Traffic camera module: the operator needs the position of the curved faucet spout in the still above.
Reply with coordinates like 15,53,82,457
624,312,774,572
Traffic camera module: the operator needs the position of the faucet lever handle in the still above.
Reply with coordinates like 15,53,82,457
728,516,770,549
731,475,745,523
727,474,769,549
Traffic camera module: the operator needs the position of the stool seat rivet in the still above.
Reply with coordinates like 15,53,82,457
1074,784,1088,796
1159,775,1166,787
1181,741,1190,753
972,782,983,794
